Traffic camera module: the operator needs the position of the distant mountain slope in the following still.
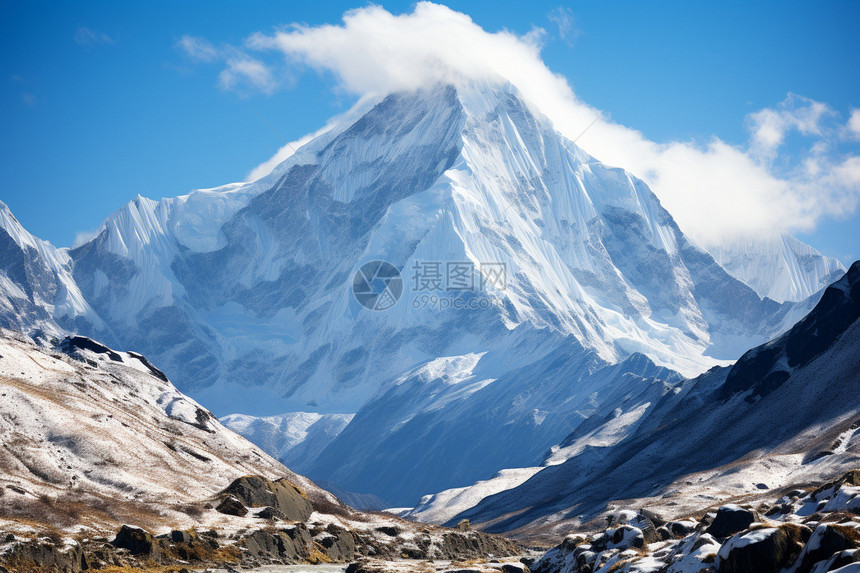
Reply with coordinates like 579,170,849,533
0,201,105,339
452,261,860,537
708,232,845,303
220,411,353,469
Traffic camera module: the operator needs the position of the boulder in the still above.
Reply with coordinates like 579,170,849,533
242,525,314,561
111,525,161,559
257,506,287,521
458,519,471,531
216,494,248,517
707,505,759,538
5,541,87,573
609,525,645,549
715,524,809,573
668,520,697,538
222,475,313,522
794,523,860,573
317,528,356,561
812,469,860,501
170,530,195,545
656,526,673,541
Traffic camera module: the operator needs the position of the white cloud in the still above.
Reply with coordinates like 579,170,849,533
177,35,279,95
848,108,860,139
72,228,100,248
202,2,860,247
745,93,835,160
74,27,114,46
177,35,219,62
548,6,579,44
218,57,277,95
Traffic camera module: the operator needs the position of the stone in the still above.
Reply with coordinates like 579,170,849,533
317,528,356,561
458,519,471,531
715,524,809,573
257,506,287,520
794,524,860,573
5,541,87,573
216,494,248,517
222,475,313,522
111,525,161,559
170,530,195,545
707,505,759,539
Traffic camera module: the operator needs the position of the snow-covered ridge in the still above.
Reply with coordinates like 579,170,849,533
446,262,860,536
220,411,353,468
708,232,845,303
0,200,104,336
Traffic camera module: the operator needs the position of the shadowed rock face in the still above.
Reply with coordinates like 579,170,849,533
719,260,860,402
453,263,860,535
221,475,313,522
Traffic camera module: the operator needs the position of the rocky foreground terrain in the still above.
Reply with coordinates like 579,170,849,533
0,331,520,572
530,469,860,573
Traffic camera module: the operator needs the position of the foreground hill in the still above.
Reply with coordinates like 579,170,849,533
0,331,520,571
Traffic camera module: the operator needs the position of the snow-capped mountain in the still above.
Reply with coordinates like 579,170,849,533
447,261,860,537
220,411,353,469
0,201,105,338
708,232,845,303
0,80,835,508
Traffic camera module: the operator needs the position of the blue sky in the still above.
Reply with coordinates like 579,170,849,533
1,1,858,263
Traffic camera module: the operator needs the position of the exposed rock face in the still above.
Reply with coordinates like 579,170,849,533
706,505,759,539
242,525,314,562
221,475,313,522
216,494,249,517
111,525,161,559
315,526,357,561
3,541,87,573
715,524,809,573
793,524,860,573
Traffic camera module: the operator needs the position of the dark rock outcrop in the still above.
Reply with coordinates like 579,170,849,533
222,475,313,522
4,541,87,573
111,525,161,559
707,505,759,539
716,524,809,573
216,494,248,516
242,525,314,562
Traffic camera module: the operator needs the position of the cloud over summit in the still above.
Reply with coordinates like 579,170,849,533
181,2,860,247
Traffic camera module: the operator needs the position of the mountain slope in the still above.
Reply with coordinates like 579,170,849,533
708,232,845,303
220,411,353,469
453,261,860,538
0,81,829,510
0,201,105,339
67,82,807,413
0,329,335,535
